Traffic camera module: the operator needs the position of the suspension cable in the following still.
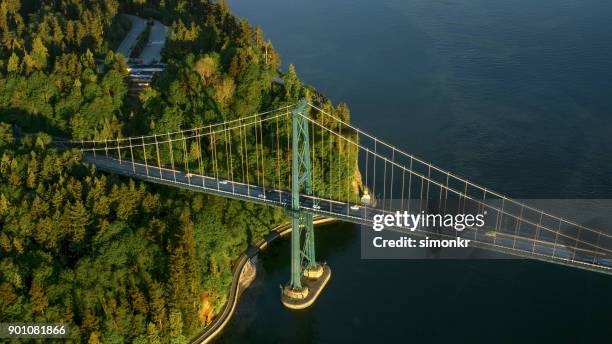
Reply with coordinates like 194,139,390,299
79,112,287,152
305,103,612,240
71,105,294,145
301,113,612,253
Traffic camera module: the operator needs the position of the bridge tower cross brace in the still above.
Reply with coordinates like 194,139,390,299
289,99,317,290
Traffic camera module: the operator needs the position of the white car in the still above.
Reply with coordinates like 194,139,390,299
312,204,321,210
257,194,267,199
219,180,228,185
186,173,194,178
350,205,360,211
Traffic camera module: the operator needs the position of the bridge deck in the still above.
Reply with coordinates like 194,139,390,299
85,155,612,275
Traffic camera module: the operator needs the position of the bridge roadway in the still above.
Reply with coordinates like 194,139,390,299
85,155,612,274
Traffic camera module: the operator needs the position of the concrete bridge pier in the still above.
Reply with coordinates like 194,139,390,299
281,263,331,309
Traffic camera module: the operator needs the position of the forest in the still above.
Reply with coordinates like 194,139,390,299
0,1,359,342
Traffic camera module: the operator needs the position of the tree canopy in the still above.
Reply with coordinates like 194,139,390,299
0,0,359,342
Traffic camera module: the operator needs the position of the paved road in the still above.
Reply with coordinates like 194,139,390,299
115,15,167,63
139,20,167,64
116,15,147,58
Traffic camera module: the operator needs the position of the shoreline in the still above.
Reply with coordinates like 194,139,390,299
190,216,336,344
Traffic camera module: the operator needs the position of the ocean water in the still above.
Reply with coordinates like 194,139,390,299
219,1,612,342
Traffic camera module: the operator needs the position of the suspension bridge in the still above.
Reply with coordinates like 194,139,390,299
61,99,612,307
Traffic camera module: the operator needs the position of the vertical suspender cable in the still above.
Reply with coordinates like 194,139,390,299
552,218,562,259
129,137,135,174
259,117,265,194
276,114,281,194
480,189,487,221
373,138,377,206
286,111,291,189
254,117,260,187
426,164,431,206
365,149,369,195
228,125,235,193
443,173,449,214
593,226,601,264
142,136,149,177
419,178,424,214
181,130,190,184
383,159,387,211
494,198,505,246
401,168,405,211
513,205,524,250
155,134,161,178
197,129,204,186
239,118,245,185
244,120,250,196
224,123,230,185
346,133,351,214
572,223,582,262
311,120,316,198
390,148,395,210
337,119,342,207
533,211,543,254
462,182,468,213
319,110,324,199
328,114,334,211
211,125,219,189
168,132,176,182
117,138,122,164
407,157,413,214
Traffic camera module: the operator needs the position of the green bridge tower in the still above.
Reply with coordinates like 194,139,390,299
282,99,331,309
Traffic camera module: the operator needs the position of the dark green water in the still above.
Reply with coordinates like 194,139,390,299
220,1,612,342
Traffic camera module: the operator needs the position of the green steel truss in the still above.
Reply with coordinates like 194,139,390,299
289,99,316,290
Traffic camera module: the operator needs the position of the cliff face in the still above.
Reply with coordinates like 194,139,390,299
199,291,216,325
